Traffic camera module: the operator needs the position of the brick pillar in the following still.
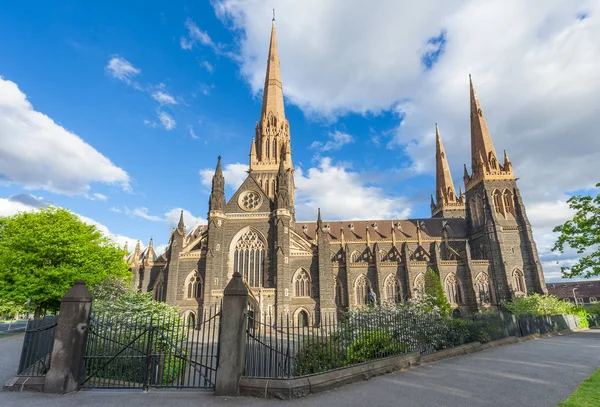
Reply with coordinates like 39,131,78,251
215,272,248,396
44,280,92,394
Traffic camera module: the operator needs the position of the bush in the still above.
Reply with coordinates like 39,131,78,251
503,293,590,328
346,330,407,364
294,336,346,376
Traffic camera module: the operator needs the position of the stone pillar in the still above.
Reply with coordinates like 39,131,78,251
215,272,248,396
44,280,92,394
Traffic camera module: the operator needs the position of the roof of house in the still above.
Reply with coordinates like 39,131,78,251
547,280,600,298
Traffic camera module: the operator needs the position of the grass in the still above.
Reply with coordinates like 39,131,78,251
558,368,600,406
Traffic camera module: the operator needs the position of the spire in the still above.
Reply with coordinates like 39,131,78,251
435,124,457,205
317,207,322,228
503,150,512,172
469,75,498,171
123,241,128,253
250,137,257,161
260,18,285,123
340,226,345,247
177,210,185,234
209,156,226,213
275,148,290,209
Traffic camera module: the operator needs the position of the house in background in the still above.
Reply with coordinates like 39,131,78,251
547,280,600,306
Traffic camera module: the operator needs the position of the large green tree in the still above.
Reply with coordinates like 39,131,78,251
424,267,451,316
552,183,600,278
0,206,131,315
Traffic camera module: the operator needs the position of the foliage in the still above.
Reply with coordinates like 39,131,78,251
423,267,451,317
503,293,589,328
0,299,26,319
587,303,600,316
84,277,186,385
346,330,407,364
558,367,600,407
294,336,346,376
0,207,130,313
552,182,600,278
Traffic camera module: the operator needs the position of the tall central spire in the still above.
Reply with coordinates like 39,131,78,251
469,75,498,170
260,19,285,122
250,16,294,202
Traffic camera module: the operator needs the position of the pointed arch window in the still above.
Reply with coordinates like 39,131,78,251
335,278,345,306
384,275,401,304
265,180,270,196
266,138,270,158
493,189,504,215
445,273,463,304
503,190,514,216
233,229,265,287
351,251,362,263
153,279,165,302
273,139,277,160
355,275,370,306
293,269,311,297
513,269,526,294
186,271,203,299
475,273,491,305
379,250,388,261
297,310,309,327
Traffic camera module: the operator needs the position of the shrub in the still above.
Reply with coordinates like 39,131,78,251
503,293,573,316
294,336,346,376
424,268,451,317
587,303,600,316
346,330,407,364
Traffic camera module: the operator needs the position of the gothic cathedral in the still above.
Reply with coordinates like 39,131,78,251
128,20,547,325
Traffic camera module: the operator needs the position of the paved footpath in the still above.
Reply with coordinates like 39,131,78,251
1,330,599,407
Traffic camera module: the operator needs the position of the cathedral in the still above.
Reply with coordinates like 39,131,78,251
127,19,547,326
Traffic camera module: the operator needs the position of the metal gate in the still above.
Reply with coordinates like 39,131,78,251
80,306,221,390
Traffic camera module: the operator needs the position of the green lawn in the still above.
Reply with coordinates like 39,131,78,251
558,368,600,406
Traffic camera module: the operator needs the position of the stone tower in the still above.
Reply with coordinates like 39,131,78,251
463,76,546,301
431,124,465,218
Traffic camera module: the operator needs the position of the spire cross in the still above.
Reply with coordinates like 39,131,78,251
272,9,275,22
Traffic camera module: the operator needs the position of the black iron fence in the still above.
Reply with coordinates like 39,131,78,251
81,305,221,390
17,316,58,376
245,310,586,379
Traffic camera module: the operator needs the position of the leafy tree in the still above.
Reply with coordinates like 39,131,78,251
424,267,451,316
0,299,26,320
0,206,130,316
552,183,600,278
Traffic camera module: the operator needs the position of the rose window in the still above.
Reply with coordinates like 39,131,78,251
239,191,262,211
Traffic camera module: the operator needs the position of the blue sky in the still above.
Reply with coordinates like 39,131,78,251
1,1,599,281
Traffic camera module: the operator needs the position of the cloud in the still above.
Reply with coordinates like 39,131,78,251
295,157,411,221
0,77,130,195
310,130,355,151
164,208,207,230
181,18,217,51
158,111,176,130
199,162,249,190
151,90,177,105
188,126,199,139
105,56,141,84
117,206,164,222
200,61,215,72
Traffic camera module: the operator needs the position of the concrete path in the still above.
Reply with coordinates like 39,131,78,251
1,330,599,407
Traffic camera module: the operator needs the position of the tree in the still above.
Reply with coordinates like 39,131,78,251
424,267,451,316
552,183,600,278
0,206,131,316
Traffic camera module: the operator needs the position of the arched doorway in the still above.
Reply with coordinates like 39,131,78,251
186,312,196,330
297,310,309,328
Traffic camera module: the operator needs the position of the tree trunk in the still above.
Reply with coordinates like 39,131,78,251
34,306,42,319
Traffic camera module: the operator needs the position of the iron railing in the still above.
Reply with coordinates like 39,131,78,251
245,310,587,379
81,305,221,390
17,316,58,376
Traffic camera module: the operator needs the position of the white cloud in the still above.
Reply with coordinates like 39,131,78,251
143,119,157,128
0,77,130,195
105,56,141,84
199,162,249,190
164,208,207,230
200,61,215,72
310,130,355,151
212,0,599,280
118,206,164,222
188,126,199,139
295,157,411,221
158,111,176,130
152,90,177,105
181,18,217,51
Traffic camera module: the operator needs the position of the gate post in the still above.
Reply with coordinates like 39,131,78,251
215,272,248,396
44,280,92,394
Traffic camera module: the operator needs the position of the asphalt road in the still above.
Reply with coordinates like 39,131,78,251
1,330,599,407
